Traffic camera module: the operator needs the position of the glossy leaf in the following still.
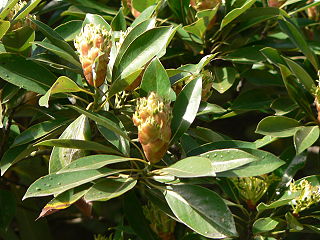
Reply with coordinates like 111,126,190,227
54,20,82,42
271,97,298,115
140,57,175,100
37,139,121,155
0,20,9,39
294,126,319,154
14,0,41,20
212,66,236,94
284,57,316,94
0,0,19,20
33,41,81,67
130,5,156,28
111,8,126,31
200,149,257,173
279,18,318,69
82,13,111,30
97,112,130,156
84,177,137,201
12,118,71,147
110,26,174,96
30,19,78,60
155,157,215,178
0,53,56,94
164,184,237,238
68,106,130,140
216,149,285,177
39,76,84,108
0,144,37,176
38,186,89,218
220,0,256,29
49,115,91,173
253,217,279,234
170,77,202,144
58,155,139,173
23,168,121,199
256,116,300,137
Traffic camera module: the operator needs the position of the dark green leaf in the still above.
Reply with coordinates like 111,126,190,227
0,190,16,231
256,116,300,137
253,217,279,234
294,126,319,154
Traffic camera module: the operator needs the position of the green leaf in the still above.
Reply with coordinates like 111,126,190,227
68,106,130,141
270,97,298,115
0,190,16,231
200,149,257,173
49,115,91,173
114,18,156,68
111,8,126,31
132,0,158,12
37,139,121,155
38,186,90,218
256,116,300,137
189,127,227,142
23,168,121,199
216,149,285,177
253,217,279,234
260,47,286,66
231,89,273,111
123,191,158,240
0,0,19,20
14,0,41,21
84,177,137,201
0,144,37,176
183,18,206,39
0,20,10,39
294,126,319,154
285,212,303,231
278,64,314,119
220,0,256,29
30,19,78,60
97,112,130,156
54,20,82,42
12,119,71,147
82,13,111,30
0,53,56,94
110,26,174,96
39,76,84,108
131,5,156,28
33,41,81,67
170,77,202,144
212,66,236,94
284,57,316,94
155,157,215,178
164,185,237,238
279,18,318,69
2,26,35,53
140,57,175,100
58,155,139,173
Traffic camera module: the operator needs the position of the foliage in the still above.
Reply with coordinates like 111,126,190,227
1,0,320,239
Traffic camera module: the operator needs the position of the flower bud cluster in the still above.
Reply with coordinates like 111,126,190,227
232,175,273,210
74,24,112,87
289,179,320,214
132,92,172,164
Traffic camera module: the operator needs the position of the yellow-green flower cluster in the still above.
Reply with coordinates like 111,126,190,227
289,179,320,214
190,0,221,10
232,175,274,210
74,24,112,87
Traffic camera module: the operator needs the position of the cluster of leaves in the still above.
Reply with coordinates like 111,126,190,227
1,0,320,240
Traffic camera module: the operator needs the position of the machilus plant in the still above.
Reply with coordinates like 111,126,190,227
2,1,320,240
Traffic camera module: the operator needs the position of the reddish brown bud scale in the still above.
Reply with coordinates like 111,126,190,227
133,92,172,164
74,24,112,87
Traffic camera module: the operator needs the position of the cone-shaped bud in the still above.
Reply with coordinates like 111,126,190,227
74,24,112,87
201,70,214,101
190,0,221,11
133,92,172,164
